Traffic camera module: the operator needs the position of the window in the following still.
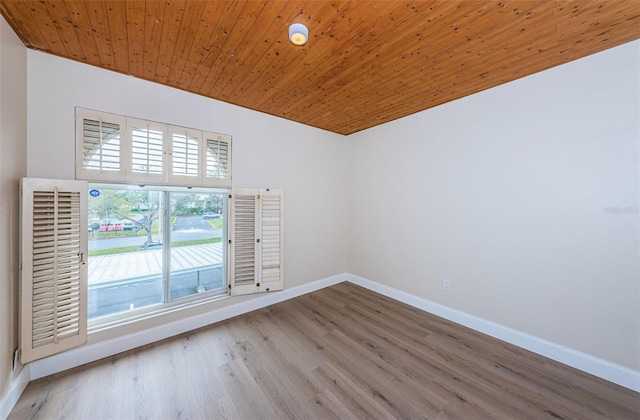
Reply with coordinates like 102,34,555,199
87,184,228,323
16,109,284,363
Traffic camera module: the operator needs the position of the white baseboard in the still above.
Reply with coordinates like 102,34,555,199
29,273,346,380
0,365,30,420
346,273,640,393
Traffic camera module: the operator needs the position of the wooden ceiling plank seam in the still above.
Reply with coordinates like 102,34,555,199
275,2,575,120
363,4,640,103
104,0,130,75
336,9,558,99
142,0,167,81
195,0,251,69
249,2,440,118
232,0,360,109
330,32,640,135
188,0,272,94
254,1,472,118
179,1,239,89
62,0,102,65
0,1,47,49
125,0,146,77
42,0,85,61
553,1,640,44
252,1,400,109
24,0,69,56
168,1,229,88
248,1,469,114
242,3,632,120
257,1,376,103
207,0,301,99
85,0,117,70
281,1,554,117
198,0,269,97
154,0,188,84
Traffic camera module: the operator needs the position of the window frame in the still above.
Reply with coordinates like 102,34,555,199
86,183,230,329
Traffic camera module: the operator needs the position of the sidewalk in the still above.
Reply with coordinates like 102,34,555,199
88,242,224,284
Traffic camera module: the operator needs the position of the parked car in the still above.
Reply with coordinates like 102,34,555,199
122,222,136,231
202,213,220,219
140,240,163,250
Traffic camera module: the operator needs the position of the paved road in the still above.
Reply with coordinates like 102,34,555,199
88,265,224,319
89,215,222,250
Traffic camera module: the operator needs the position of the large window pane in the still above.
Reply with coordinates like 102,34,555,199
169,192,225,300
88,188,164,319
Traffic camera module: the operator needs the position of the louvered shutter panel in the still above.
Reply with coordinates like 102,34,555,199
203,132,232,187
75,108,127,181
229,189,283,296
20,178,88,363
259,191,283,292
229,190,258,295
169,126,202,185
127,118,167,183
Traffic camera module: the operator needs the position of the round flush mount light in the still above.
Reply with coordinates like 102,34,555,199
289,23,309,46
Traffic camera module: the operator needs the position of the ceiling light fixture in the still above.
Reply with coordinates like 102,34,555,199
288,23,309,46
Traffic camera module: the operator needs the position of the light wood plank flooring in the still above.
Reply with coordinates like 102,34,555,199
10,282,640,419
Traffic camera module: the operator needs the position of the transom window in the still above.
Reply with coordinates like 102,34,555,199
75,107,232,187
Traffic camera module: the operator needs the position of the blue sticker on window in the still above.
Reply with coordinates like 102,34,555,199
89,189,100,197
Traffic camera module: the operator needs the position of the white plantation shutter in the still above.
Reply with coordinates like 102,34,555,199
75,108,232,187
169,126,202,185
204,132,232,187
260,193,283,289
128,119,167,183
76,108,127,181
229,189,283,296
20,178,88,363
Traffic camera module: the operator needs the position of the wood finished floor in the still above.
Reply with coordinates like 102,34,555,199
10,282,640,419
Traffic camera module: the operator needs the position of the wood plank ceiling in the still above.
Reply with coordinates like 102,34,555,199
1,0,639,135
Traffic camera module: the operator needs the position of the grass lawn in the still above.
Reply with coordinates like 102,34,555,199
207,219,224,229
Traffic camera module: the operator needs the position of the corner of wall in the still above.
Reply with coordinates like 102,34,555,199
0,12,28,413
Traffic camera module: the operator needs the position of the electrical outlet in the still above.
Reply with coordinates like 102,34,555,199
442,278,452,292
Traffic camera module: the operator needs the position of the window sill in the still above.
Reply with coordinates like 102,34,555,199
88,290,230,334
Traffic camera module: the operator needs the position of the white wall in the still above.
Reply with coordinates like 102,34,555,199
0,15,27,402
347,41,640,371
27,51,347,341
